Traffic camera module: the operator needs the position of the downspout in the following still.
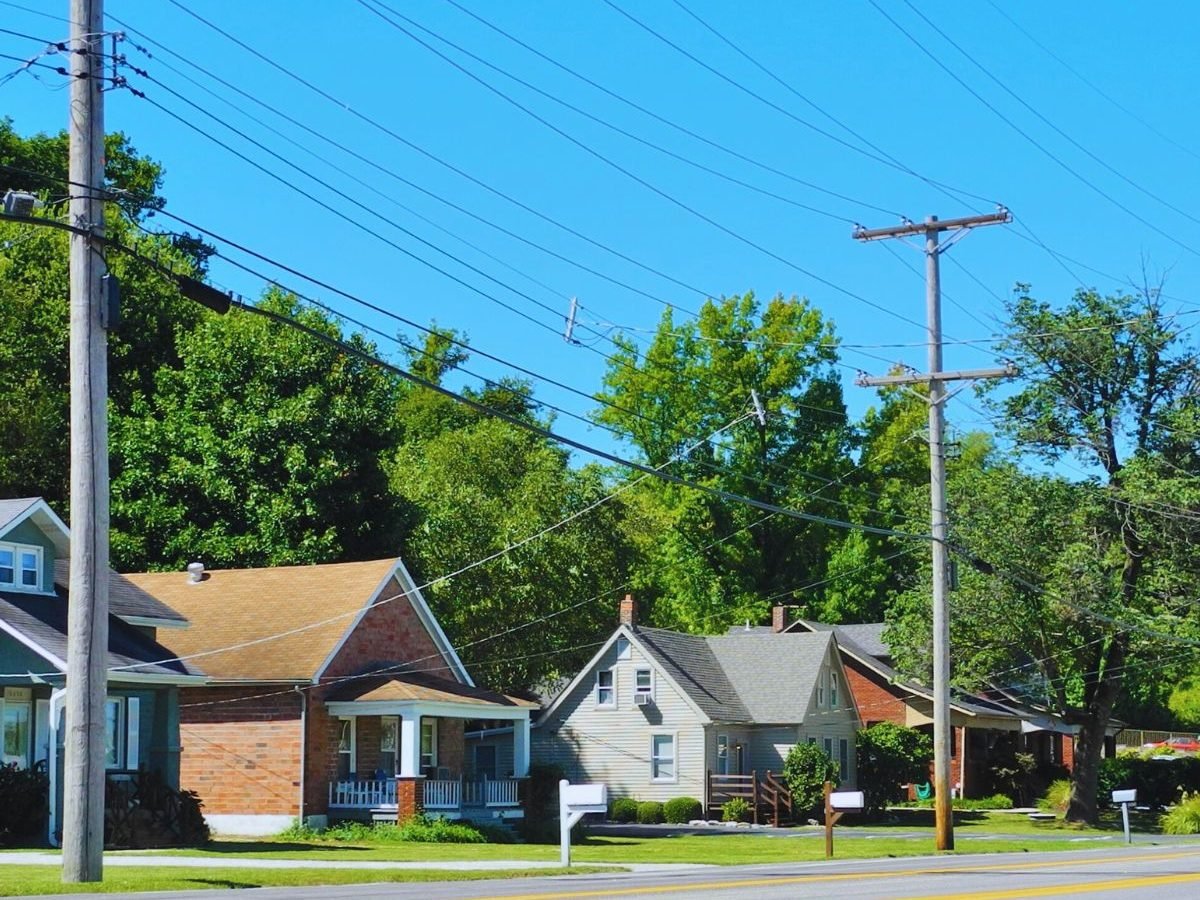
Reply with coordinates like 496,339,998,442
47,687,66,847
295,686,306,826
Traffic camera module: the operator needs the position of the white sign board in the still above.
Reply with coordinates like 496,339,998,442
561,782,607,812
829,790,865,811
1111,789,1137,804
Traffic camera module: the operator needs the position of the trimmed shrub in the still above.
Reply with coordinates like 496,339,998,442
1162,793,1200,835
855,723,933,818
783,742,840,816
636,800,664,824
609,797,639,823
663,797,702,824
1098,755,1200,810
722,797,751,823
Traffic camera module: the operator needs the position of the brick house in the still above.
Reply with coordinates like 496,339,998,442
127,557,534,835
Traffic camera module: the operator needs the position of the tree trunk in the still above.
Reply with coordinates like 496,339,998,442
1066,640,1125,823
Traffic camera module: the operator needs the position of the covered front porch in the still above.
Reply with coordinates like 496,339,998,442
324,672,534,822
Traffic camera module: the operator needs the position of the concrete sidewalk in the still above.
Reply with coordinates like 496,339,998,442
0,852,708,873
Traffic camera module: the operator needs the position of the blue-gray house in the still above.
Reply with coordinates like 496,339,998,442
0,498,205,843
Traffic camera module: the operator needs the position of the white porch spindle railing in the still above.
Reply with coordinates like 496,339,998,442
484,778,519,807
328,779,396,808
423,779,461,810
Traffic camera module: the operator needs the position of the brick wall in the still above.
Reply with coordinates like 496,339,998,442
842,657,909,726
320,576,446,681
179,686,302,817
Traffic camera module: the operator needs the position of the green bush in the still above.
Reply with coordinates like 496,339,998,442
516,763,567,843
277,816,487,844
782,742,840,816
1162,793,1200,835
636,801,664,824
1038,779,1071,814
1098,755,1200,809
0,762,48,845
855,723,933,818
609,797,639,823
663,797,702,823
722,797,751,823
964,793,1014,810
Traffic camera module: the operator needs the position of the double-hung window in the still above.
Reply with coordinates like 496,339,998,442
595,669,615,708
716,734,729,775
817,666,827,707
650,733,676,782
829,670,839,708
0,542,41,591
634,668,653,702
420,719,438,771
337,717,355,779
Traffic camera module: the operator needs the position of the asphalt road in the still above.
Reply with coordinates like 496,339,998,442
30,846,1200,900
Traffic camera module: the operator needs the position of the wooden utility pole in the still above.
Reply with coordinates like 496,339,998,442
853,210,1012,851
63,0,109,882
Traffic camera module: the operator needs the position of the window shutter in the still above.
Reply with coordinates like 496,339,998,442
125,697,140,770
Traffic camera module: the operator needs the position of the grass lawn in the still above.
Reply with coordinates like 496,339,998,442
0,865,613,896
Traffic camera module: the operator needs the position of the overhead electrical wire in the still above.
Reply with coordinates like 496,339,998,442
867,0,1200,262
356,0,931,335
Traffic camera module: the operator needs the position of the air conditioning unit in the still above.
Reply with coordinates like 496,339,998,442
634,692,652,706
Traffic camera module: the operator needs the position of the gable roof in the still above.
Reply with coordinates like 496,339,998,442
53,560,188,627
0,498,69,557
0,589,203,681
708,631,834,724
541,625,840,727
327,671,537,708
125,558,464,684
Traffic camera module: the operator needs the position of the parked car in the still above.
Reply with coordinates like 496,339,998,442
1141,735,1200,753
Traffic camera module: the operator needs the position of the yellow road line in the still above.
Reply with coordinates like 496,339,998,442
899,871,1200,899
476,849,1198,900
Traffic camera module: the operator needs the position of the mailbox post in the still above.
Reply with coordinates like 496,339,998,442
1112,789,1136,844
559,780,607,867
824,781,865,859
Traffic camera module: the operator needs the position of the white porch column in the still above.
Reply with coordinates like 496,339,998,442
399,709,423,777
513,713,531,777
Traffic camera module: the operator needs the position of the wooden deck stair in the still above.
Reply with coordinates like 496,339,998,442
706,770,795,826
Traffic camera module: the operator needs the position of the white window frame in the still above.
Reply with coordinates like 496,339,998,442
650,732,677,783
595,669,615,708
823,736,834,760
634,667,653,701
2,696,31,768
337,716,356,778
420,718,438,772
817,666,827,707
105,697,126,770
380,715,398,777
716,733,729,775
829,669,839,709
0,541,42,592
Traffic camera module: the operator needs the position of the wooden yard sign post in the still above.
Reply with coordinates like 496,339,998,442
824,781,865,859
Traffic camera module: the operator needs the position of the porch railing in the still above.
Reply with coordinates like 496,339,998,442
328,777,522,809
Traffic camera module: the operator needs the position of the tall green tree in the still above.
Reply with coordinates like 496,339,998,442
111,289,406,570
595,292,854,631
891,286,1200,823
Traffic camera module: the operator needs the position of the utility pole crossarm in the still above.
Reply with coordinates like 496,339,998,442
852,208,1011,242
857,364,1016,388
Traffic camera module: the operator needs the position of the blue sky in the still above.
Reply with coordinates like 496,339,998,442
3,0,1198,463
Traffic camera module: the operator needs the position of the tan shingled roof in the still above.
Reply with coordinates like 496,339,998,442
124,559,400,681
329,672,537,708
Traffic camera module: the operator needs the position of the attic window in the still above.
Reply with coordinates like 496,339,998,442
0,543,41,592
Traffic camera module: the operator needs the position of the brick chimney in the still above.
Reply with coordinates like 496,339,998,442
772,604,793,633
619,593,639,627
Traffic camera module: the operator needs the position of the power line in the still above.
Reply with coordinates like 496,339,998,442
442,0,905,221
357,0,931,335
898,0,1200,231
156,0,716,304
867,0,1200,262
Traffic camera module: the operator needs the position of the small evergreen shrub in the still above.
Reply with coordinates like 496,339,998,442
0,762,48,845
855,723,933,818
1162,793,1200,835
663,797,702,823
721,797,751,823
782,742,840,816
636,800,664,824
609,797,639,823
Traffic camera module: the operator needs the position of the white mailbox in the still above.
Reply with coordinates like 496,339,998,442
1111,789,1137,805
1112,788,1137,844
829,790,865,811
559,780,608,866
561,782,608,813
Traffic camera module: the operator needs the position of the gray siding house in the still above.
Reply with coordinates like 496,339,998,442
532,597,860,806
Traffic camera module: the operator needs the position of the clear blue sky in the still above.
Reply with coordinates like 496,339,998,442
4,0,1198,460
